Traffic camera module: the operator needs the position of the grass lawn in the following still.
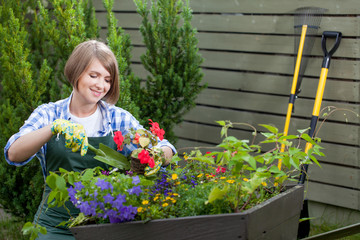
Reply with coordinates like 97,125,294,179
0,217,27,240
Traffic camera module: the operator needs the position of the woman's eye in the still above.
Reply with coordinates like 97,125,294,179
105,79,111,83
90,74,97,78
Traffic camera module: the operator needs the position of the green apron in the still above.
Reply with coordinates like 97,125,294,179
35,134,116,239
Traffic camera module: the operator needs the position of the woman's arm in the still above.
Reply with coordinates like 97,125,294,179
7,125,53,163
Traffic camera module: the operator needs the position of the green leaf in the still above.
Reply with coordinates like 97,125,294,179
309,155,321,167
68,212,89,228
58,168,68,174
21,222,34,235
192,156,215,165
269,165,282,174
279,135,298,141
93,143,131,169
39,226,47,235
259,124,278,134
47,191,57,204
55,175,66,191
220,127,227,138
216,120,226,126
81,168,94,182
139,136,150,148
67,174,75,186
243,155,257,170
206,185,229,204
260,132,275,139
297,128,310,134
46,174,57,190
301,134,317,145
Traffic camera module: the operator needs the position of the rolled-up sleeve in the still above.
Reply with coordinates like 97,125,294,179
4,104,53,167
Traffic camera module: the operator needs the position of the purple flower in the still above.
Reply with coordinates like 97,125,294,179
95,178,113,191
74,181,85,191
101,170,110,176
93,190,98,198
79,201,92,216
127,186,142,196
103,193,114,204
67,186,77,204
132,176,140,185
112,194,126,209
109,215,122,223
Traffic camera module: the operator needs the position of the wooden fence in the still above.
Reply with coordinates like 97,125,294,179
93,0,360,222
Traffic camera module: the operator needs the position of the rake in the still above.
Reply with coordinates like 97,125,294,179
278,7,327,170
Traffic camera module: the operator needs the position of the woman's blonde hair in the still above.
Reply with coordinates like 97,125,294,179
64,40,119,105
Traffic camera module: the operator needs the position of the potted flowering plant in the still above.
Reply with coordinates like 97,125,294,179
87,119,166,177
22,121,323,240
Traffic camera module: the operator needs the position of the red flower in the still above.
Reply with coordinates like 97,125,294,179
138,149,155,168
132,133,140,144
148,119,165,140
113,131,124,151
147,157,155,168
216,166,227,174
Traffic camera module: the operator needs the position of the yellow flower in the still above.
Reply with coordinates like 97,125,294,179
172,174,178,180
162,203,169,207
153,196,159,201
274,182,279,187
261,182,267,187
175,181,180,185
142,200,149,205
197,173,203,178
226,180,235,184
220,177,226,180
137,207,144,213
172,193,179,197
243,178,249,182
166,196,171,200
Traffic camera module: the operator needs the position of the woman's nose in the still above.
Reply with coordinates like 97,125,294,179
95,78,105,89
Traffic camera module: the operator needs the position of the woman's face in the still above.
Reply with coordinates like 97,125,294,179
74,58,111,106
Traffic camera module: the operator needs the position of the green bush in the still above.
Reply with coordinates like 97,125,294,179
133,0,206,142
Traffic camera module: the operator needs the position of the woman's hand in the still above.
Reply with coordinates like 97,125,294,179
51,119,88,156
161,146,174,166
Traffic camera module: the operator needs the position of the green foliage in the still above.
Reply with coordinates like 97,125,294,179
21,221,47,240
133,0,206,141
185,121,324,212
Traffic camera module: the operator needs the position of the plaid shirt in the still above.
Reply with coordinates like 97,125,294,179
4,94,176,177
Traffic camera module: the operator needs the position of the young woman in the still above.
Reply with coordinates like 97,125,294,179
4,40,175,239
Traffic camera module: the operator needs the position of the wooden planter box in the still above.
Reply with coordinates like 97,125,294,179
71,185,304,240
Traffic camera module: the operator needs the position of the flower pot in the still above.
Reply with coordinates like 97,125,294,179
130,157,146,174
70,185,304,240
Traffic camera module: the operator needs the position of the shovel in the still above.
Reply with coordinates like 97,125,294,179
299,31,342,184
297,31,342,239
